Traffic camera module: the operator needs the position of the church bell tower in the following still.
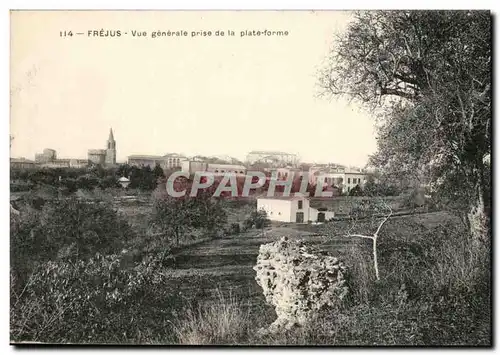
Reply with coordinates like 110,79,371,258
105,128,116,166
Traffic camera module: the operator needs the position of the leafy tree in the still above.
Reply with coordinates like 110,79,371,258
98,176,118,190
349,184,364,196
10,198,133,291
37,198,131,260
153,164,165,179
244,209,271,232
116,163,132,179
150,196,194,247
319,11,491,243
363,175,377,196
192,197,227,237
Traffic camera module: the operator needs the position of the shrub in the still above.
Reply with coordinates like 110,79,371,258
10,252,168,343
37,198,133,261
244,209,270,230
10,198,135,296
230,223,241,235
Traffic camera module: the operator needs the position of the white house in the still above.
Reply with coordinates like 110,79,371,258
308,166,367,194
206,163,246,176
257,196,334,223
181,161,246,177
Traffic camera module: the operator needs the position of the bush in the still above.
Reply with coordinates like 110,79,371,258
10,198,135,295
10,252,168,343
331,217,491,345
244,209,270,230
230,223,241,235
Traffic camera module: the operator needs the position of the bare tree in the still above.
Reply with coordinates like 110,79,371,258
344,198,393,281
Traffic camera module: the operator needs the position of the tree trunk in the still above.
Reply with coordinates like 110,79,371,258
467,182,489,246
372,237,380,281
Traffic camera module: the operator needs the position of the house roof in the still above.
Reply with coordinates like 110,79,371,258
128,155,164,160
257,194,309,201
207,163,246,170
163,153,186,158
248,151,297,156
10,158,35,164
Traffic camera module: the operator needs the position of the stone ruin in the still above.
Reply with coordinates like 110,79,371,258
253,236,348,334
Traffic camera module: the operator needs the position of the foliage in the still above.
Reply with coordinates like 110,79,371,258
10,253,169,343
10,198,134,291
363,174,401,197
348,184,363,196
230,223,241,235
244,209,270,230
150,192,228,246
11,163,164,194
319,10,491,241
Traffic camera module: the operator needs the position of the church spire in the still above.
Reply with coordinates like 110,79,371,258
108,128,114,141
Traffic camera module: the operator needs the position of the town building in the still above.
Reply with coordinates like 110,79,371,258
163,153,188,169
128,153,187,170
257,196,335,224
88,128,117,167
181,161,208,175
267,167,307,181
33,147,90,169
344,169,367,192
181,161,247,177
128,155,166,169
69,159,90,169
308,165,367,193
246,150,299,167
10,158,36,169
206,163,247,176
35,148,57,163
88,149,106,165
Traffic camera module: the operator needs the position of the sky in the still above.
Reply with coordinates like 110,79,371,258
10,10,377,167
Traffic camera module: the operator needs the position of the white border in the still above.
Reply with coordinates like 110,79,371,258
2,1,498,355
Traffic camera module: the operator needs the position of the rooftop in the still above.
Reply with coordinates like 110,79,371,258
128,155,164,160
207,163,246,170
11,158,35,163
248,150,297,156
257,194,309,201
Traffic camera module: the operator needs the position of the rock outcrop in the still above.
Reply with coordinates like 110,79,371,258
253,236,348,334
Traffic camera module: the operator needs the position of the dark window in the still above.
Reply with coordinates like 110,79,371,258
298,200,303,209
348,178,351,184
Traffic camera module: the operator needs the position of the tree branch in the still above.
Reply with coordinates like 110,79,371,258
380,87,416,100
374,207,393,237
345,234,374,240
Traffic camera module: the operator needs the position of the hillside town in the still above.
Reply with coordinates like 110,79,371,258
10,128,370,195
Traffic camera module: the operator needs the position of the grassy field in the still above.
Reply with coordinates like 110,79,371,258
159,211,452,301
10,192,489,345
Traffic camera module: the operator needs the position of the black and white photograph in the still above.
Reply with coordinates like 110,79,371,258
8,9,492,346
